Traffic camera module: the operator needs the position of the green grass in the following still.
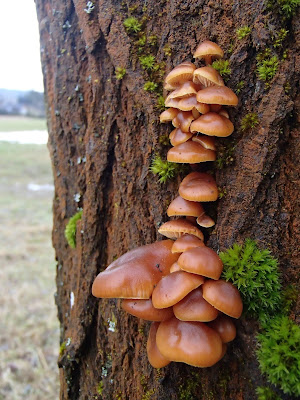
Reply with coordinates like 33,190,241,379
0,116,47,132
0,142,59,399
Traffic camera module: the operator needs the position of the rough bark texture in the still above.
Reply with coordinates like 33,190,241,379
35,1,299,399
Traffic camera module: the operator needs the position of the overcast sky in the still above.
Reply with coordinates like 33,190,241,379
0,0,44,92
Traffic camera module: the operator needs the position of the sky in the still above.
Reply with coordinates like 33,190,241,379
0,0,44,92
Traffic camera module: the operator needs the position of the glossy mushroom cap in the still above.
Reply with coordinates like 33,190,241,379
156,317,223,367
202,280,243,319
208,315,236,343
158,218,204,240
122,298,174,321
192,134,216,150
178,246,223,280
160,108,179,123
193,66,224,87
173,288,219,322
92,240,179,299
190,112,234,137
193,41,224,64
172,234,205,253
152,271,205,308
170,261,181,272
196,86,238,106
169,128,193,146
179,172,218,202
147,322,171,368
164,62,196,88
167,141,216,164
167,196,204,218
168,81,199,99
172,111,194,132
197,214,215,228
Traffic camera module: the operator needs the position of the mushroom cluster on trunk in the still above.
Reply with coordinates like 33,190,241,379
92,41,243,369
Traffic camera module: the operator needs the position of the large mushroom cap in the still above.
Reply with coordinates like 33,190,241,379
196,86,238,106
190,112,234,137
156,317,223,367
92,240,179,299
193,66,224,87
167,196,204,218
158,218,204,240
178,246,223,280
122,298,174,321
172,234,205,253
208,315,236,343
152,270,205,309
167,141,216,164
193,41,224,64
147,322,171,368
179,172,218,202
202,280,243,319
173,288,219,322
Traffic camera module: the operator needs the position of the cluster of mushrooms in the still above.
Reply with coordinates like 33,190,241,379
92,41,243,369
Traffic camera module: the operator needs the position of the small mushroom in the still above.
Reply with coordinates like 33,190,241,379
164,62,196,88
158,218,204,240
167,81,199,99
193,41,224,65
167,141,216,163
147,322,171,368
169,128,193,146
179,172,218,202
167,196,205,218
172,111,194,132
197,213,215,228
196,86,238,106
193,66,224,87
160,108,179,123
190,112,234,137
208,315,236,343
122,298,174,321
172,234,205,253
192,134,216,150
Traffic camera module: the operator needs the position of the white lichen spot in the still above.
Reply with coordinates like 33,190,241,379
101,367,108,377
82,156,87,163
66,337,72,346
77,157,82,164
70,291,75,308
108,319,116,332
74,193,81,203
63,20,72,29
84,1,95,14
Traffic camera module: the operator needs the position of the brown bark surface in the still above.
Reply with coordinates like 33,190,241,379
35,1,299,399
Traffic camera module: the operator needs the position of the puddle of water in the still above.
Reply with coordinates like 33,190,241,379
27,183,54,192
0,130,48,145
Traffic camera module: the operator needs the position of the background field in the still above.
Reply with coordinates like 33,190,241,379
0,116,47,132
0,136,59,399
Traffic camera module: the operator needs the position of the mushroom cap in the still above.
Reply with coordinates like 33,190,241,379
193,66,224,87
92,240,179,299
196,86,238,106
165,62,196,88
208,315,236,343
156,317,223,367
167,141,216,164
122,298,174,321
190,112,234,137
152,270,205,308
179,172,218,202
168,81,199,99
192,134,216,150
170,261,181,273
158,218,204,240
172,111,194,132
193,41,224,61
167,196,205,218
160,108,179,123
218,108,229,118
197,213,215,228
178,246,223,280
169,128,193,146
147,322,171,368
165,97,181,109
202,280,243,319
172,234,205,253
173,288,219,322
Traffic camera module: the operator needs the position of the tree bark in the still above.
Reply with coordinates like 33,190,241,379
35,1,299,399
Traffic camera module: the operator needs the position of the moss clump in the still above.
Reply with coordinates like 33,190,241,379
123,17,142,34
212,59,231,79
268,0,300,18
163,44,172,56
257,316,300,396
220,239,281,322
273,28,289,48
139,55,155,70
115,67,126,80
150,155,187,183
236,81,245,94
241,112,259,131
256,54,279,85
143,81,158,92
156,95,165,111
59,341,66,356
256,386,280,400
236,26,251,40
216,143,236,169
64,210,83,248
96,381,104,395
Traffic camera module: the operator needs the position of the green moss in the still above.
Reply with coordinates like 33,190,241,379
267,0,300,18
115,67,126,80
236,26,252,40
257,316,300,396
179,372,201,400
150,155,187,183
123,17,142,34
256,386,280,400
139,55,155,70
218,187,227,199
158,134,169,146
59,341,66,356
143,81,158,92
272,28,289,48
148,35,157,46
241,112,259,131
281,284,298,313
236,81,245,94
97,381,104,395
163,44,172,57
220,239,281,322
64,210,83,248
212,59,231,79
216,142,236,169
156,95,165,111
256,54,279,85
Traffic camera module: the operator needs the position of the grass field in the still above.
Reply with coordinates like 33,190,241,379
0,116,47,132
0,141,59,399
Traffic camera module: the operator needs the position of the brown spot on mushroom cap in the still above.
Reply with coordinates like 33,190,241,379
168,81,199,99
190,112,234,137
152,271,205,309
160,108,179,123
178,246,223,280
156,317,223,367
196,86,238,106
122,298,174,321
179,172,218,202
193,66,224,87
202,280,243,319
165,62,196,88
167,196,204,218
172,111,194,132
92,240,179,299
172,234,205,253
147,322,171,368
192,134,216,150
173,288,219,322
208,315,236,343
193,41,224,64
197,213,215,228
167,141,216,164
158,218,204,240
169,128,193,146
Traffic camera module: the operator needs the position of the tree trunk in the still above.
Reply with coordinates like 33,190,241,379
35,1,299,399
